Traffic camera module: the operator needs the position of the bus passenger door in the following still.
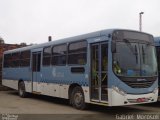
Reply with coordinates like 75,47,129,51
32,52,41,93
90,42,108,102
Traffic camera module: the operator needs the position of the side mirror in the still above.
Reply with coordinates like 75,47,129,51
111,41,116,53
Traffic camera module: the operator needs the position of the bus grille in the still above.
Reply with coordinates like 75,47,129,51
124,80,155,88
121,77,157,88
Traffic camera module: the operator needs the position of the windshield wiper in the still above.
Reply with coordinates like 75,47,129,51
135,45,138,64
123,39,135,54
123,39,138,63
142,45,145,64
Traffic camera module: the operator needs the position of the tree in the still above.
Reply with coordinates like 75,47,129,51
20,42,27,46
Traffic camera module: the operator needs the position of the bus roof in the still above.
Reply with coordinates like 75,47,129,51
4,28,153,54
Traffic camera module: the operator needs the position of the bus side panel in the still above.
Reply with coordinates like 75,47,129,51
82,86,90,103
2,67,31,91
59,84,69,99
2,79,18,90
42,83,90,102
40,66,90,101
40,82,52,96
24,81,32,93
30,81,90,103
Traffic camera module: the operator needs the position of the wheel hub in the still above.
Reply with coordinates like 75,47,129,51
74,92,83,105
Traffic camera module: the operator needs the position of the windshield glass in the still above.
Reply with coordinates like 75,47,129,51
141,44,157,76
113,41,157,77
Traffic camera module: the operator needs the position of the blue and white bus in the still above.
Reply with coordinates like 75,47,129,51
2,29,158,109
154,36,160,96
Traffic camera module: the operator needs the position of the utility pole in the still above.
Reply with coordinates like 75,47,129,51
139,12,144,32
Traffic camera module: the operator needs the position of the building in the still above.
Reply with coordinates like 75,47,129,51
0,43,26,90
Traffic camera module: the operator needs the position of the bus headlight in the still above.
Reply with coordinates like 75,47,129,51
112,86,127,96
153,88,158,94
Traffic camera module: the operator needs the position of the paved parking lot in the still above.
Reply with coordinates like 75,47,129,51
0,91,160,120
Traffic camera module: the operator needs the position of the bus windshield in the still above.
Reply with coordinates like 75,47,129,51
112,32,157,77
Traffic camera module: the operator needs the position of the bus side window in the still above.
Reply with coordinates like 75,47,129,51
52,44,67,66
68,40,87,65
43,46,51,66
12,52,20,67
20,50,30,67
3,54,11,68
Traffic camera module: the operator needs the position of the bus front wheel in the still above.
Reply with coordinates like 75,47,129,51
18,81,27,98
71,86,86,110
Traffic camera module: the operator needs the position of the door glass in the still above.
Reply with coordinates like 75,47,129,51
32,53,41,72
32,52,41,92
101,43,108,101
32,54,37,72
91,43,108,101
91,45,99,100
37,53,41,72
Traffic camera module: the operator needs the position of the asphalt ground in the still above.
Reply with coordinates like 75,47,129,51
0,91,160,120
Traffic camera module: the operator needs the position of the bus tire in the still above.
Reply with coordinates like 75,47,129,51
71,86,86,110
18,81,27,98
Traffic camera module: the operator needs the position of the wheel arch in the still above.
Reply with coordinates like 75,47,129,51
18,79,24,87
18,79,27,97
68,83,87,109
68,83,82,100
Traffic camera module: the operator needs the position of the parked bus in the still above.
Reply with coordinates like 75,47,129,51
154,37,160,96
2,29,158,109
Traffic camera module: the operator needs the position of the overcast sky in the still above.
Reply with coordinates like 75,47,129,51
0,0,160,44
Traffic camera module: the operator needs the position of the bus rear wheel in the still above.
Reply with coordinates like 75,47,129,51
18,81,27,98
71,86,86,110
